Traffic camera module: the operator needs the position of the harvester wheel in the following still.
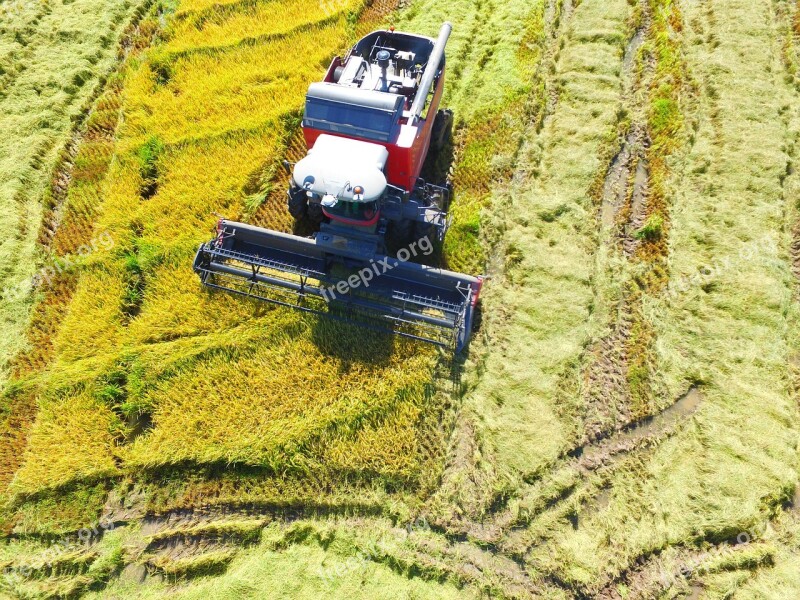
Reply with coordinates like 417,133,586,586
431,109,454,151
413,220,438,247
385,219,413,254
288,190,307,220
307,201,325,224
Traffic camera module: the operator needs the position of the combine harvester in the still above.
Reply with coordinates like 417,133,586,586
194,23,483,352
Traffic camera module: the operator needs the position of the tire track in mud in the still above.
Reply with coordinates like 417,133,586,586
594,489,798,600
444,0,701,568
580,0,656,444
93,504,554,599
427,0,701,552
781,0,800,293
429,380,702,553
515,0,574,179
491,387,704,558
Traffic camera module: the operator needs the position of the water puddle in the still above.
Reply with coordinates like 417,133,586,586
580,387,704,466
601,131,636,226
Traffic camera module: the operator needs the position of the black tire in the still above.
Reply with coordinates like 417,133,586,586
413,220,438,247
307,201,325,224
288,189,307,220
384,219,413,254
430,109,454,152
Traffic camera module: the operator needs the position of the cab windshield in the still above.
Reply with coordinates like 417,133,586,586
324,201,378,223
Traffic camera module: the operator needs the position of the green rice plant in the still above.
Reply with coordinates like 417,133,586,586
136,136,165,199
634,213,664,241
122,330,435,470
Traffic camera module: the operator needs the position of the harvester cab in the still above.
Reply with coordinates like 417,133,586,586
290,134,389,232
193,22,484,352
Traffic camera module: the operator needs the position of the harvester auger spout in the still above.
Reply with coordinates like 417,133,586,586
194,22,484,352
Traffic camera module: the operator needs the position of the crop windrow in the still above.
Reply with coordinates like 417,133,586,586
580,0,690,447
519,0,799,593
421,0,638,542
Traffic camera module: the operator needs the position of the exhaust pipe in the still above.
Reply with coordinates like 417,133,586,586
409,22,452,121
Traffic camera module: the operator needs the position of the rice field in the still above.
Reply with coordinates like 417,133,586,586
0,0,150,388
2,0,449,519
2,0,800,597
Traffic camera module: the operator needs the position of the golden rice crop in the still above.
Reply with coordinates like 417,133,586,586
0,0,149,387
12,273,79,377
165,0,365,54
0,388,38,493
52,83,125,258
136,130,282,249
50,264,128,366
7,0,440,506
175,0,258,17
48,129,284,359
126,261,260,345
10,390,122,496
124,329,436,468
320,401,423,481
122,18,352,146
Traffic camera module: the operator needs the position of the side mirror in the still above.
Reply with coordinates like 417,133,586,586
282,159,292,174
